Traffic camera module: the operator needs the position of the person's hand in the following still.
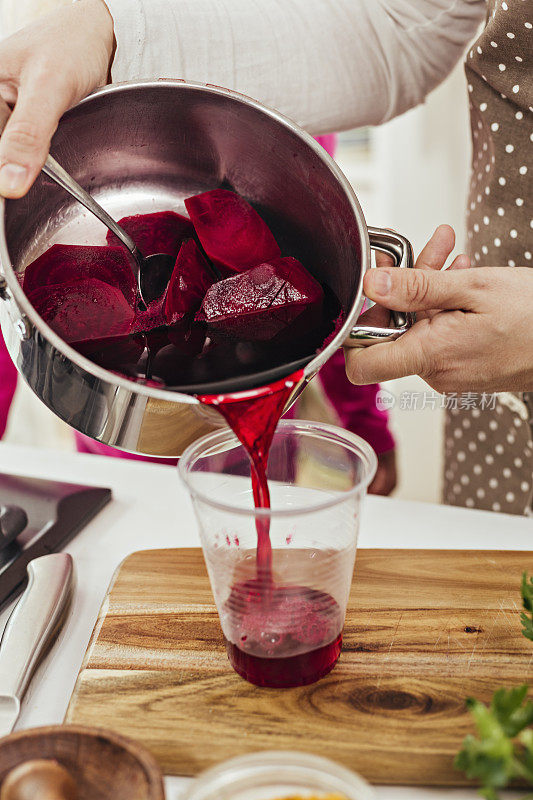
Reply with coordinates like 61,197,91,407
346,225,533,393
368,448,397,496
0,0,114,198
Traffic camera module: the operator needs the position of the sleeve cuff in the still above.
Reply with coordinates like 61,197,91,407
104,0,147,83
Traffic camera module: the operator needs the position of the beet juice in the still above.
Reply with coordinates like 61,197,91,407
199,372,344,688
223,581,343,688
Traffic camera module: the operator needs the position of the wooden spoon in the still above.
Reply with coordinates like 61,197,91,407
0,759,77,800
0,726,164,800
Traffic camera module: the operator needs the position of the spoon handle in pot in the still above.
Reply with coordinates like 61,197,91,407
42,155,143,271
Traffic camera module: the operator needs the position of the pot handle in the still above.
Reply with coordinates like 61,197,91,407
345,226,415,347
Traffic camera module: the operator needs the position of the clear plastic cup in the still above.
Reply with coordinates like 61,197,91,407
179,420,377,688
181,751,375,800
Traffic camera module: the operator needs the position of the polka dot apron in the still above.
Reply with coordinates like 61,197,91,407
443,0,533,516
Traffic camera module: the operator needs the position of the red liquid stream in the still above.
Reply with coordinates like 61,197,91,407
198,369,343,687
199,372,301,587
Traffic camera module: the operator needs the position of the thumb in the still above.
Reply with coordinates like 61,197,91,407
0,74,72,198
346,328,427,385
363,265,481,313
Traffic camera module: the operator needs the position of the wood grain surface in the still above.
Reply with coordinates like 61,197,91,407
66,548,533,784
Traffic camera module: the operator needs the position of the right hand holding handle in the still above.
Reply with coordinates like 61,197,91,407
344,224,533,394
0,0,114,199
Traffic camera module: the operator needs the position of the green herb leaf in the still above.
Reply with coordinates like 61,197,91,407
521,572,533,641
518,728,533,784
491,686,533,737
454,570,533,799
455,690,533,799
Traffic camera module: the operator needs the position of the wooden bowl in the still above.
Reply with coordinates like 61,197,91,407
0,726,165,800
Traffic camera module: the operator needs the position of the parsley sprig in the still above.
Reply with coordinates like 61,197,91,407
454,687,533,799
521,572,533,643
454,572,533,799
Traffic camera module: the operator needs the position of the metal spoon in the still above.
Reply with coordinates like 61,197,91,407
42,155,175,306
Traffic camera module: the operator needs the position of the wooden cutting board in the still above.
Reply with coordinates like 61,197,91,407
66,548,533,785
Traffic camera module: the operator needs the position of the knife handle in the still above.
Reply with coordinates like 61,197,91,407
0,554,74,701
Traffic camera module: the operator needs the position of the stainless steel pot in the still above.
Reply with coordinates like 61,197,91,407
0,80,413,457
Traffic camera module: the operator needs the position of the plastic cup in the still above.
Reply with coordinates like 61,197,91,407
179,420,377,688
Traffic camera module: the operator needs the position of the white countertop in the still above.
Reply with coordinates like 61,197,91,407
1,441,530,800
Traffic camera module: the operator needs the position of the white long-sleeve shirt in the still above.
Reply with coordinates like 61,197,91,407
105,0,484,135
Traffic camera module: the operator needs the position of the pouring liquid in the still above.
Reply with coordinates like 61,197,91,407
198,370,343,688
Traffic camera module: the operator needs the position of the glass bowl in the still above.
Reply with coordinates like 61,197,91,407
180,751,374,800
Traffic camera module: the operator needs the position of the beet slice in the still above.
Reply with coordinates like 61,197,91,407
72,333,145,372
163,240,214,325
131,297,166,334
130,274,211,336
184,189,280,274
106,211,194,258
28,279,135,344
197,257,323,341
24,244,137,306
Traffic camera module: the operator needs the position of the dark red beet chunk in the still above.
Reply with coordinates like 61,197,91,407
106,211,194,258
72,333,145,372
131,297,166,334
197,256,323,341
167,319,207,356
27,279,135,343
184,189,280,274
23,244,137,306
164,239,214,325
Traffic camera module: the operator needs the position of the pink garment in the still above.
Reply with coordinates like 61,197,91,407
317,350,394,454
303,134,394,455
74,431,178,463
3,132,394,458
314,133,337,155
0,332,17,439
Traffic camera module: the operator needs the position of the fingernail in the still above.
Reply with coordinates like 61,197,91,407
0,163,28,195
370,269,392,296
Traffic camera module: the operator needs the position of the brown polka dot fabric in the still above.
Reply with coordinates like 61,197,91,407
445,397,533,514
443,0,533,516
